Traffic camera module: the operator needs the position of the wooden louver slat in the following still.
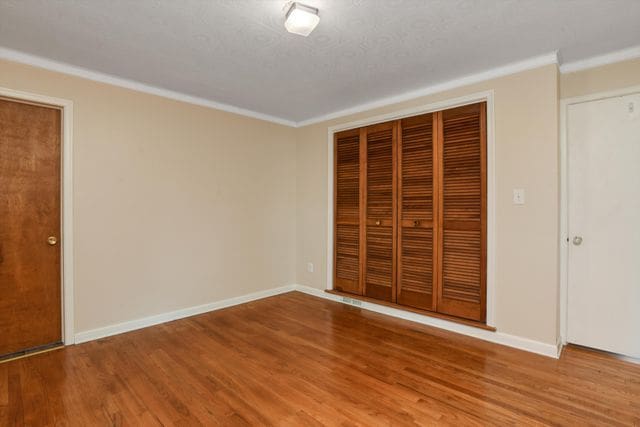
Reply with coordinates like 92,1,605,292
397,113,437,311
437,103,487,321
334,129,362,295
364,122,396,302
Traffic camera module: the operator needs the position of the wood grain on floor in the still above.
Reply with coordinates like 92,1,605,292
1,291,638,426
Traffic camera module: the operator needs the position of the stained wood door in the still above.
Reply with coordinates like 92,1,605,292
0,98,62,357
437,103,487,322
333,102,487,324
396,113,437,310
363,121,396,302
334,128,362,294
567,93,640,358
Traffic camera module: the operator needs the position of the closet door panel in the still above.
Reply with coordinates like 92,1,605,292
333,102,487,324
397,114,437,311
438,103,487,321
364,122,396,302
334,129,362,294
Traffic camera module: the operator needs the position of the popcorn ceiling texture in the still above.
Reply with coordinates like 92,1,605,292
1,0,639,122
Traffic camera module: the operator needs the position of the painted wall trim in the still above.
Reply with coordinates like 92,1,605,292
295,285,560,358
1,46,558,128
3,44,640,128
0,47,297,127
74,285,296,344
72,282,559,358
559,44,640,74
297,51,558,126
0,86,75,346
326,90,497,328
559,84,640,345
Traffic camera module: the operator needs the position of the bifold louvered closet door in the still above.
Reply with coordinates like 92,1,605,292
397,113,436,311
438,103,487,321
364,122,396,302
334,101,486,323
334,128,362,295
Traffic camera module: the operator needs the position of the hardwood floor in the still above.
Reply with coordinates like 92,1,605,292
1,291,638,426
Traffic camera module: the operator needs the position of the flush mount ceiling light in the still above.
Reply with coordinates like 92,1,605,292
284,2,320,37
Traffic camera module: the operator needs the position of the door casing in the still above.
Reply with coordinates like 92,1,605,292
0,87,75,345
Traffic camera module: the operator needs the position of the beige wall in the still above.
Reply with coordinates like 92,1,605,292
5,50,638,348
561,57,640,99
14,54,634,346
296,65,561,345
0,59,298,334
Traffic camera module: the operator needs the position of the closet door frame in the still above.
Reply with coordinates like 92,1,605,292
327,91,496,328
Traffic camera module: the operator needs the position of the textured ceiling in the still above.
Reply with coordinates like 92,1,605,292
1,0,640,123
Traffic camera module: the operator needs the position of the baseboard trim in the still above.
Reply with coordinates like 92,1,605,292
293,284,560,359
73,283,560,358
74,285,296,344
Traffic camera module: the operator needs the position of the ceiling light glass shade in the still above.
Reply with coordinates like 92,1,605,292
284,3,319,37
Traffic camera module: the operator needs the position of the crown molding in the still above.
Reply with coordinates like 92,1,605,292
0,46,558,128
0,46,297,127
559,44,640,74
4,44,639,128
296,51,559,127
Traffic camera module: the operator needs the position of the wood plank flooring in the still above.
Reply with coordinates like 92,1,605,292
1,291,638,426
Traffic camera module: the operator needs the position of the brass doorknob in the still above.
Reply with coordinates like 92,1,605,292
375,220,381,226
47,236,58,246
414,220,421,227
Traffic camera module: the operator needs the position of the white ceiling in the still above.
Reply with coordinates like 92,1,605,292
1,0,639,124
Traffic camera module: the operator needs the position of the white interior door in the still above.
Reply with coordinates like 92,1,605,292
567,91,640,359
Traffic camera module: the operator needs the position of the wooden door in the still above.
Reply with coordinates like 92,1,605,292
363,121,396,302
333,102,487,324
396,113,438,310
0,98,62,357
437,103,486,322
334,128,362,295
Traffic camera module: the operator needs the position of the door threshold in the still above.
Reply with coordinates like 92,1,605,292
0,342,64,364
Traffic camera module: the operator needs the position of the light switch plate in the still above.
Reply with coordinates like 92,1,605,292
513,188,525,205
307,262,314,273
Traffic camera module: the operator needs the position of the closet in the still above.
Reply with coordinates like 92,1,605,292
333,102,487,323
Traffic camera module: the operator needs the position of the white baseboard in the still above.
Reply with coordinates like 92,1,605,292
293,284,561,358
74,285,295,344
73,282,560,358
